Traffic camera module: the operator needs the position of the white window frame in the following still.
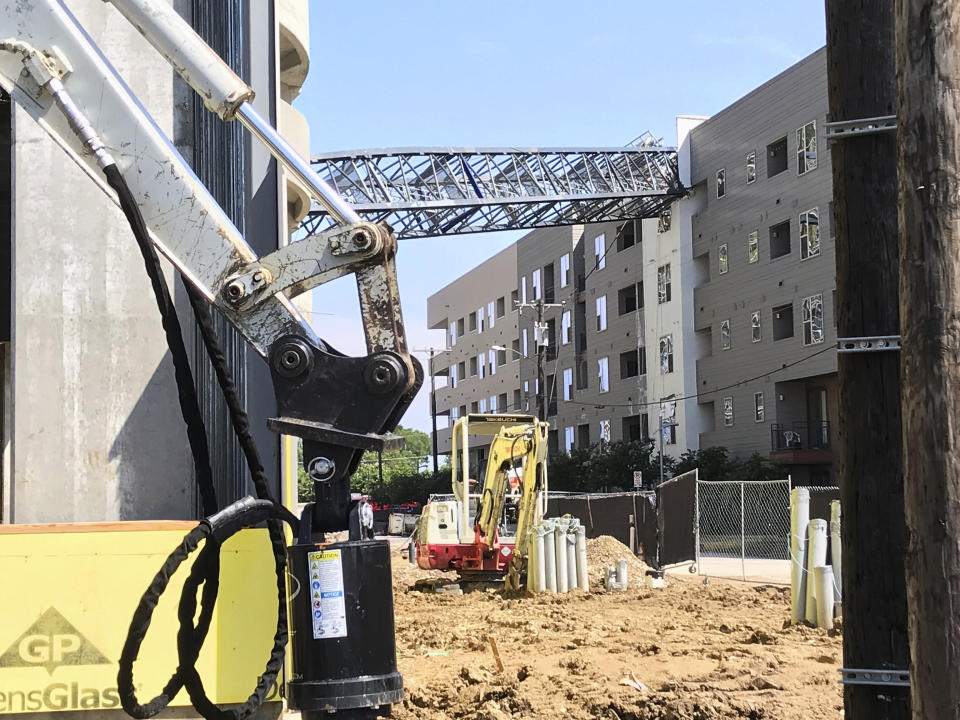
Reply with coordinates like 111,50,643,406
489,348,496,375
720,319,731,350
800,207,821,260
533,269,542,300
449,321,457,347
751,310,762,343
746,150,756,184
489,394,497,413
560,253,570,288
716,168,726,198
488,301,495,328
598,357,610,393
522,328,528,357
563,368,573,401
564,426,575,453
594,234,606,270
754,392,765,423
521,276,527,304
723,396,734,427
797,120,817,175
477,305,485,332
748,230,759,264
450,364,458,389
657,264,671,304
480,397,487,413
719,243,729,274
561,310,572,344
596,295,607,332
802,293,824,346
659,335,673,374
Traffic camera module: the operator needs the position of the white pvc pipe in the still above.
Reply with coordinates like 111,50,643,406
543,523,557,593
805,519,828,626
814,565,835,630
566,529,578,591
575,524,589,592
830,500,842,604
616,558,628,590
535,526,547,593
555,520,569,593
790,488,810,624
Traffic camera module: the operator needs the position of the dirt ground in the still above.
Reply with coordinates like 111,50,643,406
387,537,842,720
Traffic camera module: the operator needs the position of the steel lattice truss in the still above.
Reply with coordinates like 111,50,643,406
299,145,685,238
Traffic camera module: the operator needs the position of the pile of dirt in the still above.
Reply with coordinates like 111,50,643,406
585,535,651,590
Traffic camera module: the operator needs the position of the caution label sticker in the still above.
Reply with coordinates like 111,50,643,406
307,550,347,640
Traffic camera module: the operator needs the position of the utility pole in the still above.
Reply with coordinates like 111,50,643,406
825,2,909,717
898,2,960,716
428,348,438,479
516,298,563,421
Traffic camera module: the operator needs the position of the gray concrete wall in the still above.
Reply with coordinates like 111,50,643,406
7,1,193,522
688,47,837,458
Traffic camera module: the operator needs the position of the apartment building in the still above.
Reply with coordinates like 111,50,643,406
688,48,837,485
426,243,521,468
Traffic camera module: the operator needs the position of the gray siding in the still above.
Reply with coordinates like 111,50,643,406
689,47,837,458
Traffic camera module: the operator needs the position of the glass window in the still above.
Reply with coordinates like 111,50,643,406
564,426,575,453
561,310,571,344
659,335,673,374
532,269,541,300
596,295,607,331
598,357,609,393
748,230,759,264
488,348,496,375
599,419,611,443
560,253,570,288
797,120,817,175
488,301,495,328
723,397,734,427
751,310,762,343
478,306,485,332
754,392,765,423
489,395,497,413
521,276,527,304
470,356,477,376
450,364,458,389
594,234,606,270
800,208,821,259
478,353,485,378
563,368,573,401
720,319,731,350
449,321,457,347
468,311,477,332
716,168,726,198
522,328,528,356
480,397,487,413
657,264,672,304
658,208,672,234
719,244,728,275
746,150,756,184
496,297,505,318
802,294,824,345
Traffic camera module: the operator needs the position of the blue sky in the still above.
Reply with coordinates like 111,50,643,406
294,2,826,435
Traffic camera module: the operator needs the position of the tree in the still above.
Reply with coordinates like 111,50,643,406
674,446,736,481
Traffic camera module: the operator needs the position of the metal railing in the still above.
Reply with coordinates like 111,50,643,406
771,421,831,452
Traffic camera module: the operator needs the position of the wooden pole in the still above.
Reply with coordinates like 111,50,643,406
825,1,910,717
897,2,960,716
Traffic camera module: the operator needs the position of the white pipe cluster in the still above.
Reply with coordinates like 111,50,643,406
790,491,842,629
527,517,589,593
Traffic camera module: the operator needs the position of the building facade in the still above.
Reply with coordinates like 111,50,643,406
0,0,312,523
688,48,837,485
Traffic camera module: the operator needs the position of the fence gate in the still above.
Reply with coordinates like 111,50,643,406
696,478,791,582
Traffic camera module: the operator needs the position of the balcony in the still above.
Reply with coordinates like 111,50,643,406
770,421,833,465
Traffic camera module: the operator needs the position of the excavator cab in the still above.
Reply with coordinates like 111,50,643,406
415,414,548,584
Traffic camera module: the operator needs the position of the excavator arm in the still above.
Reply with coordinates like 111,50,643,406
0,0,422,535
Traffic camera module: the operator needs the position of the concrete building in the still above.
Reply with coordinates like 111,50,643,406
688,48,837,485
0,0,313,523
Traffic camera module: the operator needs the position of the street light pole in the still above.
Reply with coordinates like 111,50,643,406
429,348,438,479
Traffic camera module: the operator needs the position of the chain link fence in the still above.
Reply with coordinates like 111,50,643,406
695,478,792,582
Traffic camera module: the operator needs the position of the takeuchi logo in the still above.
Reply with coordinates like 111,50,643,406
0,608,110,674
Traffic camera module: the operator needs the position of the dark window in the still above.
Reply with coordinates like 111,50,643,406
772,303,794,341
618,283,638,315
548,429,559,456
616,221,638,251
468,311,477,331
770,220,791,260
513,389,521,410
767,136,788,177
496,296,505,317
543,263,555,303
546,373,557,416
459,405,467,418
498,392,508,411
510,289,518,308
457,361,465,379
457,318,464,337
638,281,644,308
576,361,589,390
469,356,478,376
511,338,520,356
545,318,557,361
577,424,591,449
622,414,646,442
620,349,640,379
470,401,479,413
496,349,507,366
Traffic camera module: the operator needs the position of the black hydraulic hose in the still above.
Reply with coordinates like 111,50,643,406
102,164,217,517
104,162,298,720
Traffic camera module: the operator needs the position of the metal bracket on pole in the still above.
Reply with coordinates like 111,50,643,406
837,335,901,353
839,668,910,687
824,115,896,142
